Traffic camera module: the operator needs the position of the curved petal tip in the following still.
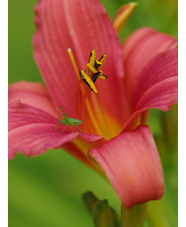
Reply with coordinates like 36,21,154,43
89,125,164,208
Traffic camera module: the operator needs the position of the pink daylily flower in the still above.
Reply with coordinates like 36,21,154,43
8,0,178,209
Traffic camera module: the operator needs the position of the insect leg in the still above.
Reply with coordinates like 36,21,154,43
76,125,82,133
61,125,68,134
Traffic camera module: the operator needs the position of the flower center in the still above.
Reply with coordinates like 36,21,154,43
67,48,105,136
67,48,119,139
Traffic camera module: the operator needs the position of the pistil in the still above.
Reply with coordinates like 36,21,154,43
67,48,80,81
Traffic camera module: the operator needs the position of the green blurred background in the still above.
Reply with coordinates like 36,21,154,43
8,0,178,226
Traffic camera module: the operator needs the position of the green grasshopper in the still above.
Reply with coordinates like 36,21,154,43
55,100,105,133
55,106,83,133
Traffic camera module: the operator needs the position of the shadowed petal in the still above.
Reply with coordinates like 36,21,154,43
9,81,57,117
123,27,178,106
123,48,178,131
33,0,129,125
9,101,104,161
89,125,164,209
63,137,105,174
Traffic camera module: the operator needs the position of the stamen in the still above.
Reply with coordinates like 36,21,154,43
67,48,112,137
68,48,101,133
67,48,80,81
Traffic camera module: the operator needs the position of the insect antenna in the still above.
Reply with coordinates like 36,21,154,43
80,97,107,124
75,83,108,134
76,125,83,133
81,109,107,123
54,106,64,129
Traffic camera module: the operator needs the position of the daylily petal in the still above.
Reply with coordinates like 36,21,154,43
123,27,178,105
89,125,164,209
8,100,75,159
124,48,178,131
33,0,78,116
9,101,104,161
132,48,178,109
33,0,129,129
113,2,138,33
9,81,57,117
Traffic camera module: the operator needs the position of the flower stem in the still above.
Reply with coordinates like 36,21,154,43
120,203,147,227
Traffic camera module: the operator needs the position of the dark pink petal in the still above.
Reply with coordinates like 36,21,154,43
124,48,178,130
33,0,78,116
132,48,178,110
9,101,103,160
33,0,129,124
89,125,164,209
9,81,57,117
123,27,178,104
